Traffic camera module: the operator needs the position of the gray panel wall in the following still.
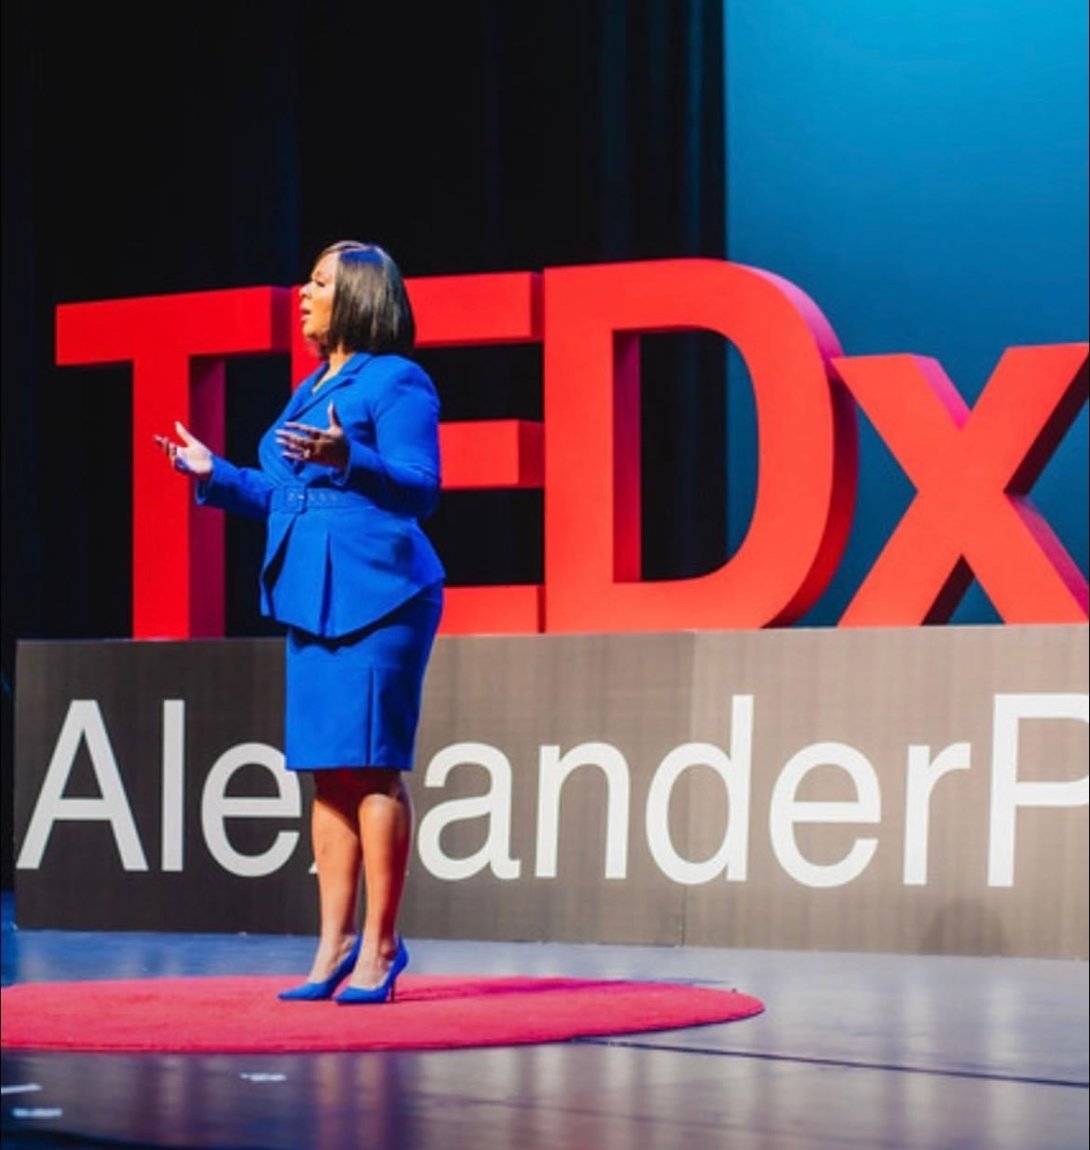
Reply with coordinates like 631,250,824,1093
14,627,1088,957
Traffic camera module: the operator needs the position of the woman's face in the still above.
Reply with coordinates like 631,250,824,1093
299,251,339,347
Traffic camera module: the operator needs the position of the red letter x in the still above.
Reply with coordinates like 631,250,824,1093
833,344,1089,624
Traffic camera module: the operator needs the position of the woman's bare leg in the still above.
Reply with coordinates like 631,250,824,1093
345,767,414,988
304,769,363,981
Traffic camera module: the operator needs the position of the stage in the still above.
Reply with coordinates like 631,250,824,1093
3,2,1087,1145
2,893,1086,1149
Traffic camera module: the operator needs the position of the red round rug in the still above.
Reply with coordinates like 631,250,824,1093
0,974,764,1053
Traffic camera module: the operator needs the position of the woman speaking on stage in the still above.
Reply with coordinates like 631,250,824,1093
156,239,444,1005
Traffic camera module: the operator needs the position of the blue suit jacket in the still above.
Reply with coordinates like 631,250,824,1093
197,351,445,638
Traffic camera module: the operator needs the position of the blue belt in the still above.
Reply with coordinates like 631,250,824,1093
272,487,369,512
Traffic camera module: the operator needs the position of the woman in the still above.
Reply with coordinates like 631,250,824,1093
156,240,445,1004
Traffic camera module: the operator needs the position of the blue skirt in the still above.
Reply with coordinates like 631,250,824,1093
284,583,443,771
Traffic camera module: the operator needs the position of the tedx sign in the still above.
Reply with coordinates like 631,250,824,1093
54,259,1089,638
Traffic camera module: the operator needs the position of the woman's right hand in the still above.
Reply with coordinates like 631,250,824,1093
153,421,213,479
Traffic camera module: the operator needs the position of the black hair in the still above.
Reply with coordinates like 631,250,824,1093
320,240,416,356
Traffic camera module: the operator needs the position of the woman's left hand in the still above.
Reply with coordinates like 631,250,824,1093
276,403,349,470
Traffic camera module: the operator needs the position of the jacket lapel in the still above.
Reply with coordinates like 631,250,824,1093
289,352,372,424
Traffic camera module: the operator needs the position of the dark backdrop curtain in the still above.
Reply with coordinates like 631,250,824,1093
0,0,726,885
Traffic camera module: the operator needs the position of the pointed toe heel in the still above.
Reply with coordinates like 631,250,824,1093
334,939,409,1005
278,934,362,1001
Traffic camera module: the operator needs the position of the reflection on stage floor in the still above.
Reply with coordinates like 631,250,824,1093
2,893,1087,1150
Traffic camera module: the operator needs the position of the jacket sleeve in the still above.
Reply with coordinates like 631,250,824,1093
195,456,275,520
330,365,442,519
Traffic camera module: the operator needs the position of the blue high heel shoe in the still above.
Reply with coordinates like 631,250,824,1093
334,938,409,1005
277,935,362,1001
